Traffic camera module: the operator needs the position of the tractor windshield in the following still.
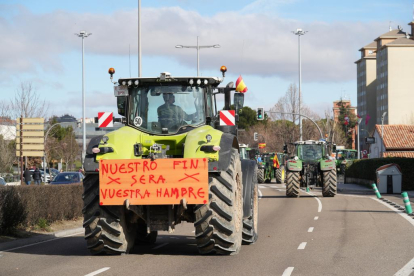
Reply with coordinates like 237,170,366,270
346,151,357,159
129,85,205,134
239,147,248,160
298,144,323,160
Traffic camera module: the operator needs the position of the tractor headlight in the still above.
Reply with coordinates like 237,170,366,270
294,156,299,161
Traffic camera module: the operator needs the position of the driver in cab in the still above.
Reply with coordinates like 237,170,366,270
157,93,197,129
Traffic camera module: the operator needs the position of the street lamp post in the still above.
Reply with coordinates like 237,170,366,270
175,36,220,76
357,117,362,159
43,123,63,180
381,112,387,157
138,0,141,77
75,30,92,168
292,29,307,141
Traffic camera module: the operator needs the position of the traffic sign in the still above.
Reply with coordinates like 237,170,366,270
15,117,44,157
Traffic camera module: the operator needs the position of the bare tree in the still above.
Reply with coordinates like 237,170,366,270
9,82,50,119
270,83,299,123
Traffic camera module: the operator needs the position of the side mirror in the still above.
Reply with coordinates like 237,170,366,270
234,93,244,111
117,97,127,117
283,144,288,154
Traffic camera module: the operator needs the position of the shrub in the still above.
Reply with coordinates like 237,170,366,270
346,157,414,190
0,184,83,234
0,187,27,235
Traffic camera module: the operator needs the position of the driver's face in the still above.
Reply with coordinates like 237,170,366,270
166,94,175,104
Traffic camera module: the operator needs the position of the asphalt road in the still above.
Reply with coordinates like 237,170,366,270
1,182,414,276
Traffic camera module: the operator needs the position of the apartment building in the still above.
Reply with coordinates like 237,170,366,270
355,21,414,151
355,41,376,139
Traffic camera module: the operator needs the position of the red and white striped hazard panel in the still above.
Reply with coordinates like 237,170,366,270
219,110,235,126
98,112,113,128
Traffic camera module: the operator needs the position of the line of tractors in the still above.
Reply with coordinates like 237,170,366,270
241,140,339,198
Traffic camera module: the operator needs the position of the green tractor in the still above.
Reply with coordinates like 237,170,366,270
257,153,275,183
285,140,337,197
335,148,357,175
82,68,258,255
274,152,286,184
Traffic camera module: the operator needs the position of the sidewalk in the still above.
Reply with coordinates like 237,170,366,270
338,182,414,204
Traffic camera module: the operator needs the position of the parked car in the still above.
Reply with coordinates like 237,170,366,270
0,177,6,186
51,172,84,185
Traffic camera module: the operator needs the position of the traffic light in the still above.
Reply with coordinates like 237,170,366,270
254,132,258,141
257,108,264,120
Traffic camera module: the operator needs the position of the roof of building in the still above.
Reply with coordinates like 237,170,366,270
386,37,414,46
375,125,414,149
359,41,377,51
374,29,407,41
383,151,414,158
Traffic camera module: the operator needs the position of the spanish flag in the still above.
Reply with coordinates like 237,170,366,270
235,76,248,93
273,155,280,169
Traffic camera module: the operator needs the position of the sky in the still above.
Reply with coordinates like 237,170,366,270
0,0,412,120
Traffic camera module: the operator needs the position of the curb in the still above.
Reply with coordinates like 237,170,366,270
0,227,83,252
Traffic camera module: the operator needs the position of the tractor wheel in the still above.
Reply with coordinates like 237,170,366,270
194,149,243,255
322,169,337,197
276,166,286,183
82,174,137,255
242,169,258,245
135,223,158,245
257,169,264,183
286,171,300,197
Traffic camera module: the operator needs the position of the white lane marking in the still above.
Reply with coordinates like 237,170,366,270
0,231,83,253
308,227,314,233
314,216,319,220
303,190,322,213
297,242,307,250
152,242,169,250
258,189,263,199
269,185,278,188
85,267,110,276
337,194,369,198
282,267,294,276
394,257,414,276
373,198,414,227
258,185,267,189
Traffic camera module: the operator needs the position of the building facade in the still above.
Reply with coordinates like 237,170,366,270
356,22,414,151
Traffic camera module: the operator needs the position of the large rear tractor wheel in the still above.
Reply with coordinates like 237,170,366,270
257,169,264,183
194,149,243,255
276,165,286,183
286,171,300,197
242,168,258,245
83,174,137,255
322,169,337,197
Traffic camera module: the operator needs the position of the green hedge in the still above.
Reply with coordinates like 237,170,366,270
346,158,414,191
0,184,83,234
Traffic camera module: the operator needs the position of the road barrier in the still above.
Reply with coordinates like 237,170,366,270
401,192,413,214
372,183,382,199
